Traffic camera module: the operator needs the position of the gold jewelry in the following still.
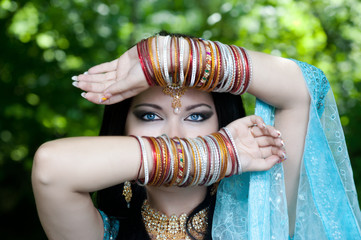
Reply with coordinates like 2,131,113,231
163,84,187,114
141,200,208,240
122,181,132,208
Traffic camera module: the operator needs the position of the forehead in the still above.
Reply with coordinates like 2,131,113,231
130,87,215,108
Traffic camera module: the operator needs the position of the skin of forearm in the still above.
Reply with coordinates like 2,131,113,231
32,136,147,193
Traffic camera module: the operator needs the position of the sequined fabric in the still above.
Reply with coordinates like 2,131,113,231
99,209,120,240
212,60,361,239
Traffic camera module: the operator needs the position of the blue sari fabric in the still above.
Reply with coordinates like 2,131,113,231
212,60,361,239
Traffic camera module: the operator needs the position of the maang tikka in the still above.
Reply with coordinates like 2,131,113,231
163,84,186,114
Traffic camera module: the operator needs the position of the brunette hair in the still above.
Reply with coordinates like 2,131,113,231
96,92,246,239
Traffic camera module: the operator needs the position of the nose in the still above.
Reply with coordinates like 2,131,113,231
162,119,186,138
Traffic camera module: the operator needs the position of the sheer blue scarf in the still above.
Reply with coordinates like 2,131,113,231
212,60,361,239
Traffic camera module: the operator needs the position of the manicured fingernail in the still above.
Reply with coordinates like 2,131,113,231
81,92,87,98
72,81,79,88
280,139,285,147
276,130,282,138
99,97,108,103
281,152,287,161
71,76,78,81
84,71,88,75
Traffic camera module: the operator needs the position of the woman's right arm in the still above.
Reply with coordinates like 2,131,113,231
32,136,144,240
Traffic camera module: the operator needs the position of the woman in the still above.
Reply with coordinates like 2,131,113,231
32,33,361,239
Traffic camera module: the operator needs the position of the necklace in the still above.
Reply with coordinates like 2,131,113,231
141,200,208,240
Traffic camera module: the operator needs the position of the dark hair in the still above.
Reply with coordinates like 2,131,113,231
96,92,246,239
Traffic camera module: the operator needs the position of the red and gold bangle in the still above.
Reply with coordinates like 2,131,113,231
167,138,179,186
185,38,195,87
147,137,162,185
198,40,212,89
137,40,153,86
219,131,237,177
184,138,198,186
230,45,241,94
148,37,163,86
174,137,185,185
239,47,251,95
209,41,222,92
183,38,192,86
193,38,204,88
157,137,169,185
212,133,228,181
155,35,166,86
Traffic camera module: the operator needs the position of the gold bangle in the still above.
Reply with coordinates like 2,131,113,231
148,137,162,185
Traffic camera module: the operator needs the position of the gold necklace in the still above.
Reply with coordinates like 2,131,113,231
141,200,208,240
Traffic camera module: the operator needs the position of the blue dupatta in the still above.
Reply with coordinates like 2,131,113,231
212,60,361,239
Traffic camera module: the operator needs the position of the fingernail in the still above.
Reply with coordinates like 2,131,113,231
281,152,287,161
276,130,282,138
280,139,285,147
84,71,88,75
99,97,108,103
71,76,78,81
81,92,87,99
262,123,266,129
72,81,79,88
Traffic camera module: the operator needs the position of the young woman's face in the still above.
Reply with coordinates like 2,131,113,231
125,87,218,137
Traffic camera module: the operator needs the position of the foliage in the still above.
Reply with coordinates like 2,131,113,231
1,0,360,238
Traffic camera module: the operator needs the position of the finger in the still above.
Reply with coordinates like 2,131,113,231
266,126,282,138
255,136,284,147
76,80,115,93
259,145,284,158
104,70,149,96
76,71,116,82
87,59,118,74
102,88,145,105
81,87,146,105
239,115,265,128
250,155,280,171
249,126,270,138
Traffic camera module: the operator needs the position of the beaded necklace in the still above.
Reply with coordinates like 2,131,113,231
141,200,208,240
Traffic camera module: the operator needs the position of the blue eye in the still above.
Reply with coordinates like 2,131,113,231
186,114,204,122
141,113,161,121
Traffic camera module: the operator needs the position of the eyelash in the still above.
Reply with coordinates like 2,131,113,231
185,113,207,122
140,112,162,121
134,111,213,122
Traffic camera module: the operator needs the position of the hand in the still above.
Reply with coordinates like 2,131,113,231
225,115,286,173
72,46,149,104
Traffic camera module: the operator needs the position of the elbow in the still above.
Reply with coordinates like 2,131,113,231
32,141,59,187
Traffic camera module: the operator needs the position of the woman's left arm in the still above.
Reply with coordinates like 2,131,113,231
247,51,310,235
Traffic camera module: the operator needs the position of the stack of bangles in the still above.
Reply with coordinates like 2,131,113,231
131,127,241,187
137,34,252,94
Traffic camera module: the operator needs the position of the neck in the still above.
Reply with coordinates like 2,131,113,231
145,185,207,216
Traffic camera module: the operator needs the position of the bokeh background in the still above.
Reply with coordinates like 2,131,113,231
1,0,360,239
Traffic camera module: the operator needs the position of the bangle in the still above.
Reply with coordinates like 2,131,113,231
132,136,149,185
222,127,242,174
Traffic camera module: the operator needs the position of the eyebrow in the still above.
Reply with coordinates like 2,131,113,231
133,103,162,110
133,103,213,111
185,103,212,111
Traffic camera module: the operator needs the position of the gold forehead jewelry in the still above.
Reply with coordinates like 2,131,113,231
141,199,208,240
163,85,187,114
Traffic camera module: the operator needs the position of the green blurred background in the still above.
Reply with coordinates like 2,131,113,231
1,0,360,239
